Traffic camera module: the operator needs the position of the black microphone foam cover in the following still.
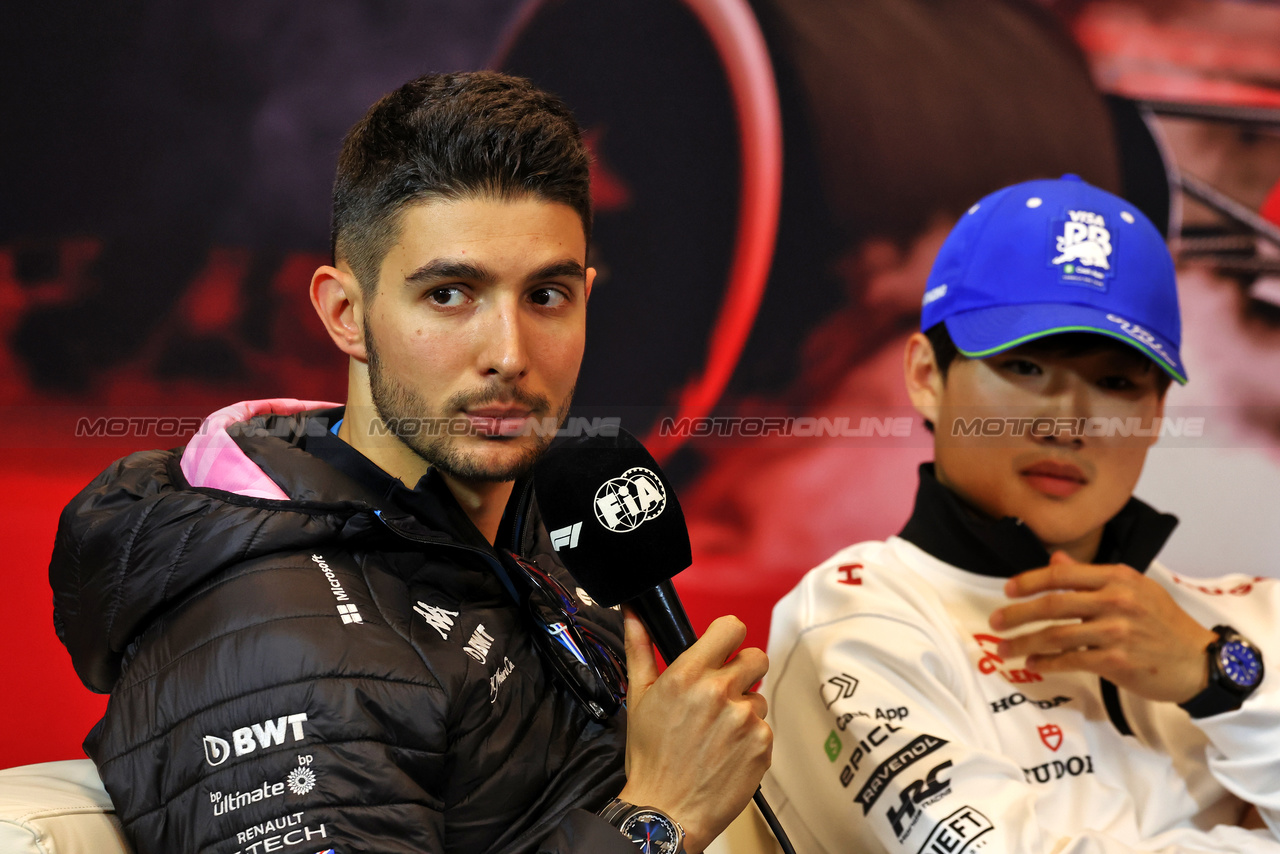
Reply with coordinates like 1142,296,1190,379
533,429,692,607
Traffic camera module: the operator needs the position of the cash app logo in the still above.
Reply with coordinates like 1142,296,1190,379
825,730,843,762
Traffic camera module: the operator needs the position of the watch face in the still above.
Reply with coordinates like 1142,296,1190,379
620,811,681,854
1219,640,1263,689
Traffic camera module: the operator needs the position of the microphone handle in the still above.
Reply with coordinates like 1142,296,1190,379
624,579,798,854
626,579,698,665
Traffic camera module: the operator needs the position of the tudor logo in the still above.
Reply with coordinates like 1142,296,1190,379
593,467,666,532
1038,724,1063,752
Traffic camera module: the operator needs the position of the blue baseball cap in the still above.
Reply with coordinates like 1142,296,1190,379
921,174,1185,383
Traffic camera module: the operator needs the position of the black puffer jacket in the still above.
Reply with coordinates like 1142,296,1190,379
50,401,633,854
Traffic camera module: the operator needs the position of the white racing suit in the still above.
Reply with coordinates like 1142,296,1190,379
763,466,1280,854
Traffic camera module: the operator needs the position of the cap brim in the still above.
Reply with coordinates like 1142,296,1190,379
944,303,1187,384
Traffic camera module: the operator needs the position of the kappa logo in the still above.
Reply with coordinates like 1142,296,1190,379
203,714,309,767
1038,724,1064,752
821,673,860,708
550,522,583,550
594,467,666,532
415,602,459,640
1052,210,1112,274
463,624,495,663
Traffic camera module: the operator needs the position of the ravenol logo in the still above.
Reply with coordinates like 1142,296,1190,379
593,467,666,532
1051,210,1112,288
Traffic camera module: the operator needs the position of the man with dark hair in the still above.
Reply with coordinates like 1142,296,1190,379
50,71,771,854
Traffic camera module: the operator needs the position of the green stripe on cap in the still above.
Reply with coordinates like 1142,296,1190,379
954,325,1188,384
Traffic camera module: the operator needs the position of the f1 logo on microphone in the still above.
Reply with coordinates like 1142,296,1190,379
593,467,666,532
550,522,582,550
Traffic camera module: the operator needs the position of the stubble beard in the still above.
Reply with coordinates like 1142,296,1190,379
365,321,572,483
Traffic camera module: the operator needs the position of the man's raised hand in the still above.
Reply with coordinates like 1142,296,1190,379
617,610,771,854
989,551,1217,703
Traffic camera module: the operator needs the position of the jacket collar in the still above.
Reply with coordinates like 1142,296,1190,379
898,463,1178,578
232,406,528,551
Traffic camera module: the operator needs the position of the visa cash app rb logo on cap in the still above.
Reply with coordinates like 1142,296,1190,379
1051,208,1115,288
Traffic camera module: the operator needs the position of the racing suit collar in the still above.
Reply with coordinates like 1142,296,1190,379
898,463,1178,578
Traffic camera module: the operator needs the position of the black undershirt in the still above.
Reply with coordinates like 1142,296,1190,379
897,463,1180,736
298,406,518,551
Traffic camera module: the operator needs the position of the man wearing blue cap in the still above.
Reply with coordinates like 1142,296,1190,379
761,175,1280,854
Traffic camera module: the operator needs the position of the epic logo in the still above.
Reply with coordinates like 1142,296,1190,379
838,723,902,786
593,468,666,532
203,714,309,767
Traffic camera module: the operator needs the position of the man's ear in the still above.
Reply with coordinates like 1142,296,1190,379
310,264,367,362
584,266,597,303
903,332,944,425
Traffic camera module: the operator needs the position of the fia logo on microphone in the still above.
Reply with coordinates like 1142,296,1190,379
593,467,667,532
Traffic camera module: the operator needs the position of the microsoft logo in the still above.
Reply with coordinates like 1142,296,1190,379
336,603,363,625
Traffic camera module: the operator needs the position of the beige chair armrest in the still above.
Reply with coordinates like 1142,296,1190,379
0,759,131,854
705,801,785,854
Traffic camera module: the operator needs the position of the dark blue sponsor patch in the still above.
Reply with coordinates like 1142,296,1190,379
856,734,948,814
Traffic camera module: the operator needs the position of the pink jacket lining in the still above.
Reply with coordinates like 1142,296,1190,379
179,399,340,500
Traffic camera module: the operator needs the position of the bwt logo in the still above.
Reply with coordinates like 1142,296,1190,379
593,467,666,532
204,713,310,767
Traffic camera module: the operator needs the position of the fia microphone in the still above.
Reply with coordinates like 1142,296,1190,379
532,428,695,663
532,427,798,854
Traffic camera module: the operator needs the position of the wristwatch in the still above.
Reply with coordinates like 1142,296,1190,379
599,797,686,854
1180,625,1265,719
